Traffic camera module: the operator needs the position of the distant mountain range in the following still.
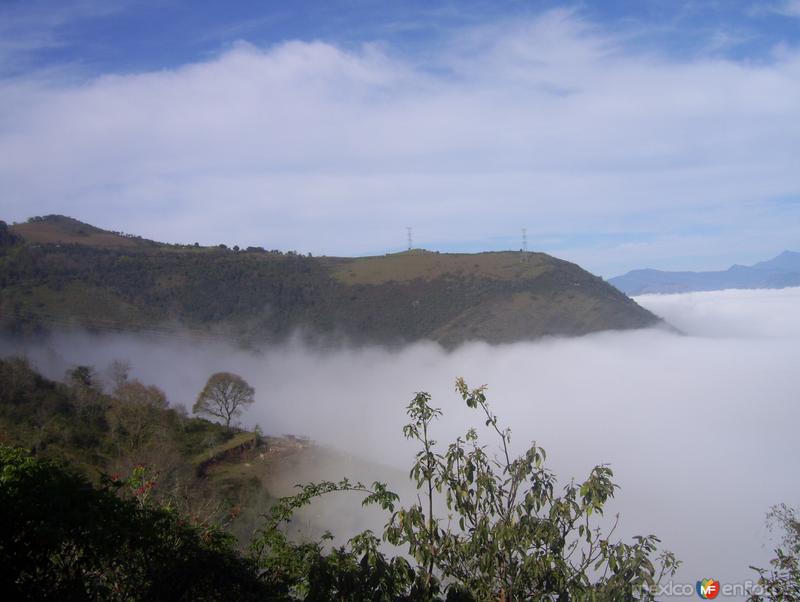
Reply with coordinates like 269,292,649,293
0,215,660,346
609,251,800,296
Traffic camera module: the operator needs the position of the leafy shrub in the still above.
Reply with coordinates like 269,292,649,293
749,504,800,601
0,446,268,600
251,379,679,600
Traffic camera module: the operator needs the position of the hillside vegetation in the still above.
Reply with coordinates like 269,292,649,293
0,358,681,600
0,356,283,539
1,215,658,346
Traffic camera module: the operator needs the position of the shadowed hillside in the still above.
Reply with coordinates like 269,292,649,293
1,215,660,346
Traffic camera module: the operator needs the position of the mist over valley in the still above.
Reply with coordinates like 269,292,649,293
3,287,798,599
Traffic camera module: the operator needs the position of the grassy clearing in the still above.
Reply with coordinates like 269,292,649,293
11,217,154,249
193,431,256,466
331,250,553,285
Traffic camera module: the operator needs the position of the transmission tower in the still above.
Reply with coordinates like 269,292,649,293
406,226,413,251
521,228,528,262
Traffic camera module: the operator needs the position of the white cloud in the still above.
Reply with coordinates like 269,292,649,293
636,286,800,337
1,11,799,273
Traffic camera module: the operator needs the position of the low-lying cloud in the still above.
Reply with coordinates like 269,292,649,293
637,286,800,338
3,287,799,599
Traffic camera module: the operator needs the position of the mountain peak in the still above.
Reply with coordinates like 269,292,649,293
609,250,800,295
752,250,800,271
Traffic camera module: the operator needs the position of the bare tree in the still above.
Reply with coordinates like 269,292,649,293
193,372,255,428
107,359,132,391
110,379,169,453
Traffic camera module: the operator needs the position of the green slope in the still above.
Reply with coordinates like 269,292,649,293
1,215,659,345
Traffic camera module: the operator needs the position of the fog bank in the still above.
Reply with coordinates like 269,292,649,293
637,286,800,338
3,287,799,599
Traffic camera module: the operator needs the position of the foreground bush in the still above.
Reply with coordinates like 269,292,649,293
0,446,267,601
749,504,800,601
252,379,680,600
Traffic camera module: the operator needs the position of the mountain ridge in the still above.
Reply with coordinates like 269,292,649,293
1,215,661,346
609,251,800,296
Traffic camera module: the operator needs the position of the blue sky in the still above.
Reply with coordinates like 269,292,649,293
4,1,800,74
1,0,799,276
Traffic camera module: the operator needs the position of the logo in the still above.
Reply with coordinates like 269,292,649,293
696,578,720,599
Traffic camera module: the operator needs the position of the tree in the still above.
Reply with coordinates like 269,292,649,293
115,379,167,409
749,504,800,601
66,365,105,422
252,378,679,600
107,358,131,391
0,220,17,247
110,379,169,453
193,372,255,428
67,365,95,389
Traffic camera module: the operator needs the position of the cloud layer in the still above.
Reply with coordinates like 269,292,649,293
1,10,799,274
4,287,799,599
637,286,800,337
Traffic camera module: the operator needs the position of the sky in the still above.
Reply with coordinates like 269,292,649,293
5,286,800,600
0,0,799,276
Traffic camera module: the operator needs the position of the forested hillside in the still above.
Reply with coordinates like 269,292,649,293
0,216,659,346
0,356,271,528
